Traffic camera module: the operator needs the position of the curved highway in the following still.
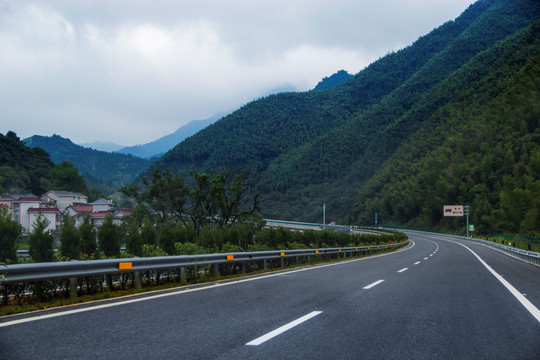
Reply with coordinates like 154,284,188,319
1,231,539,359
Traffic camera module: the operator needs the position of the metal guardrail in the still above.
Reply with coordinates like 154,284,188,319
458,236,540,266
1,241,409,285
403,229,540,266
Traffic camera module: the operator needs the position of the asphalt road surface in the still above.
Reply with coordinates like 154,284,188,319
1,231,539,359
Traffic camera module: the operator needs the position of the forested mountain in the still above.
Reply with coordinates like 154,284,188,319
313,70,352,91
117,113,223,159
79,141,125,152
0,131,91,197
146,0,540,235
25,135,150,194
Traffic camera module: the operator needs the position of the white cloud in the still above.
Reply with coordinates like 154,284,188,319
0,0,474,145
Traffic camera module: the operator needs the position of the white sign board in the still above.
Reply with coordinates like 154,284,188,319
443,205,464,217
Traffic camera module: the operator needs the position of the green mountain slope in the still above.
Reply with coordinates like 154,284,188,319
354,20,540,234
25,135,150,194
313,70,353,91
151,0,494,173
143,0,539,234
0,132,90,196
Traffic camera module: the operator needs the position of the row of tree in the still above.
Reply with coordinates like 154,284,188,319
0,131,103,200
0,205,404,264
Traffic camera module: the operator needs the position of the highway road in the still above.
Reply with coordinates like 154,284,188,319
1,231,539,359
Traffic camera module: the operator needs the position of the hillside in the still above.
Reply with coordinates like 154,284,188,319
0,131,91,197
354,20,540,234
117,114,222,159
313,70,353,91
25,135,150,194
145,0,540,235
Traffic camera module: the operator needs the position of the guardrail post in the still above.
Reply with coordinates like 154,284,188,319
134,271,141,290
241,262,246,274
263,259,268,270
180,267,186,284
214,264,220,277
280,257,285,268
295,256,299,265
69,277,77,298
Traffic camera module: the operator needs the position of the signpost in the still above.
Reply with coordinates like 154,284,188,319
444,205,470,237
443,205,464,216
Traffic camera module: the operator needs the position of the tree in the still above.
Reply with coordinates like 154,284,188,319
121,169,188,223
158,220,175,255
79,213,97,256
59,215,80,259
141,215,157,246
98,213,120,257
28,212,54,262
187,171,262,231
49,161,88,194
0,207,19,263
125,219,143,256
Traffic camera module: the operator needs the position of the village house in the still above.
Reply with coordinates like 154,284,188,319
2,191,131,234
27,207,61,233
0,193,60,233
42,191,88,212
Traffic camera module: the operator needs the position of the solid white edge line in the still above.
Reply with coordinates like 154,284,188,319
363,279,385,290
246,311,323,346
397,268,408,273
439,237,540,324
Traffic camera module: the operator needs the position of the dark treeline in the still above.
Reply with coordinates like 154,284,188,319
0,131,100,199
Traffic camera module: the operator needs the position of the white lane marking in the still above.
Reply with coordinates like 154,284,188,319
246,311,322,346
423,257,428,260
397,268,408,273
363,280,385,289
0,242,415,328
434,237,540,324
414,261,421,265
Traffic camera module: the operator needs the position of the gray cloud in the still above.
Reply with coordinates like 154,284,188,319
0,0,474,146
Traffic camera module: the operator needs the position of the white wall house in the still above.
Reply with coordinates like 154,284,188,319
42,191,88,212
91,198,115,212
0,194,42,232
27,208,60,233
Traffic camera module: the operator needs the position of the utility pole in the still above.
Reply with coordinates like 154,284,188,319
323,203,326,230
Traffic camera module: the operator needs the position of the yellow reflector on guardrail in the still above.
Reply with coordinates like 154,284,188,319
338,249,342,252
119,262,132,270
280,252,285,257
315,250,319,254
227,255,234,261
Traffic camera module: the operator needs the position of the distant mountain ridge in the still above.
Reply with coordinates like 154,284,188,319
25,134,150,194
313,70,352,91
117,114,223,158
80,141,125,152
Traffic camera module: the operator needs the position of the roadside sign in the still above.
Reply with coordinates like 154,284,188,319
469,225,475,232
443,205,464,216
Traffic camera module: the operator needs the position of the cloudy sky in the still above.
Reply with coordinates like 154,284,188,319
1,0,474,146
